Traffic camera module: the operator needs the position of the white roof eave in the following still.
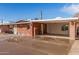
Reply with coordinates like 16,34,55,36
30,17,79,23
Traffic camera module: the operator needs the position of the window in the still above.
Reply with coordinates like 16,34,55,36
61,25,68,31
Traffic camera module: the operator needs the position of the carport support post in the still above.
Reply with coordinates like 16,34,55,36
41,23,43,35
69,21,75,40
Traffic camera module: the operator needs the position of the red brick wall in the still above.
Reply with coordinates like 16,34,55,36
17,24,33,37
33,23,41,35
33,23,47,35
76,22,79,36
16,23,45,37
0,25,10,33
17,23,47,37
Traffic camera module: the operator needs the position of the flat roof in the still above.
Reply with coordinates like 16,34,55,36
0,22,30,25
30,17,79,23
0,17,79,25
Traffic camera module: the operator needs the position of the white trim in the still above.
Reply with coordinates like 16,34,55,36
30,17,78,22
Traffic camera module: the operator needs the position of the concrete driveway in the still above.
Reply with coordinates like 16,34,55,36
69,40,79,55
0,34,76,55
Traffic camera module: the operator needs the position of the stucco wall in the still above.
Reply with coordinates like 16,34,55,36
47,23,69,35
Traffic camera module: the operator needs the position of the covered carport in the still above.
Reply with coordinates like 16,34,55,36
32,18,78,40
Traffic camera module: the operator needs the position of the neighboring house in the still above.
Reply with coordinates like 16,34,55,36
0,17,79,40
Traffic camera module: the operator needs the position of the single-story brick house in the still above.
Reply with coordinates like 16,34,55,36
0,17,79,40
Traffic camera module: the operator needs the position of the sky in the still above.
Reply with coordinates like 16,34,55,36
0,3,79,22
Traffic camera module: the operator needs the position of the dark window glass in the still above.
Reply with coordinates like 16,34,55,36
62,25,68,31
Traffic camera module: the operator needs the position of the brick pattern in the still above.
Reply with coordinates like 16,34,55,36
17,24,33,37
33,23,47,36
69,22,76,40
33,23,41,35
75,22,79,37
0,25,11,33
1,22,77,38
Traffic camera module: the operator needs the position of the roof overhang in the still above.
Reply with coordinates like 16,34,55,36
0,17,79,25
0,22,30,26
30,17,79,23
